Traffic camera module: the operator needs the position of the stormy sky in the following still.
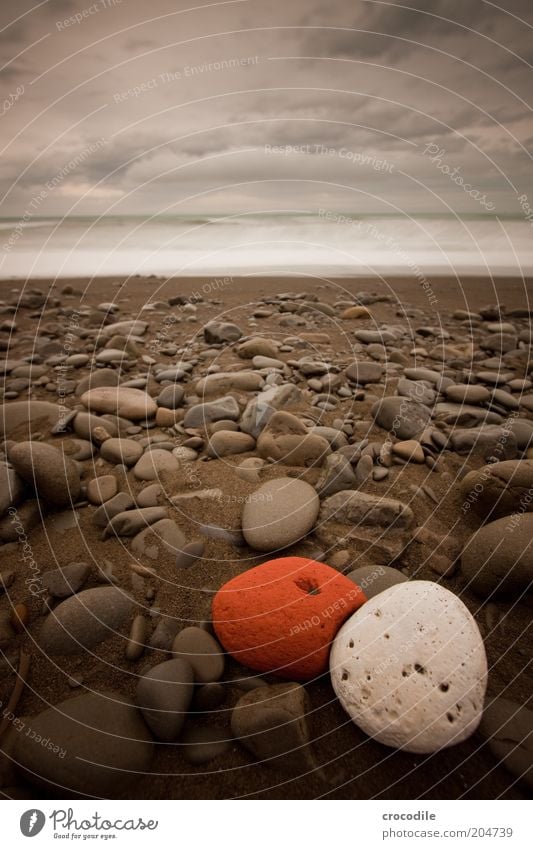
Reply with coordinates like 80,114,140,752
1,0,532,216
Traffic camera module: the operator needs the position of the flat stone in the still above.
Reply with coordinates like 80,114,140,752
330,581,487,753
397,378,437,406
445,384,491,405
320,490,414,529
240,384,301,439
316,452,356,497
172,627,225,683
392,440,425,463
39,587,134,655
238,337,279,359
242,477,319,552
81,387,157,420
371,397,431,439
449,426,517,461
8,442,81,507
136,659,194,741
14,690,153,796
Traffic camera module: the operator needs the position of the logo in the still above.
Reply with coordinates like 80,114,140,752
20,810,46,837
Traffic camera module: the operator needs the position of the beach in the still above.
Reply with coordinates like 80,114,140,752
0,273,532,800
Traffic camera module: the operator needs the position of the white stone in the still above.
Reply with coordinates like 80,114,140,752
330,581,487,753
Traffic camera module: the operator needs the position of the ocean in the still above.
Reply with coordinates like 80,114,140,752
1,213,532,279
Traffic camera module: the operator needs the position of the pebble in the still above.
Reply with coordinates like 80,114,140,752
92,492,134,527
133,448,180,480
257,410,330,467
175,540,205,568
86,474,118,504
130,518,186,559
241,477,320,551
136,659,195,741
444,384,491,405
461,513,533,597
330,581,487,753
460,460,533,520
81,387,157,420
204,321,242,343
345,361,383,384
207,430,256,457
172,626,225,683
392,440,425,463
8,441,81,507
41,562,90,598
183,396,240,428
213,556,366,680
125,614,148,661
39,586,134,654
103,506,168,537
371,397,432,439
231,682,316,772
100,437,143,466
14,690,153,796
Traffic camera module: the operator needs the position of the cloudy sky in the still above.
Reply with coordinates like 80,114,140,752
1,0,532,216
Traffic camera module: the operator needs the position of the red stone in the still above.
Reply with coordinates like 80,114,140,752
212,556,366,681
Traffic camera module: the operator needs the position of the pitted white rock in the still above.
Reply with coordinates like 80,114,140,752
330,581,487,753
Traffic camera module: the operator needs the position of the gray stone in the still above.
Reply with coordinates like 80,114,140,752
449,426,518,461
14,690,153,796
133,449,180,481
207,431,255,457
242,477,319,552
136,659,194,741
172,627,225,683
345,361,383,385
204,321,242,344
86,475,118,505
8,442,81,507
103,506,168,537
231,683,316,773
316,453,356,497
130,519,186,560
479,697,533,790
371,397,431,439
92,492,135,527
184,396,240,428
461,514,533,597
41,562,91,598
460,460,533,520
81,387,157,420
39,587,135,654
100,438,143,466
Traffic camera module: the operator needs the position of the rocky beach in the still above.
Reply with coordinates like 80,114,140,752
0,273,532,800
